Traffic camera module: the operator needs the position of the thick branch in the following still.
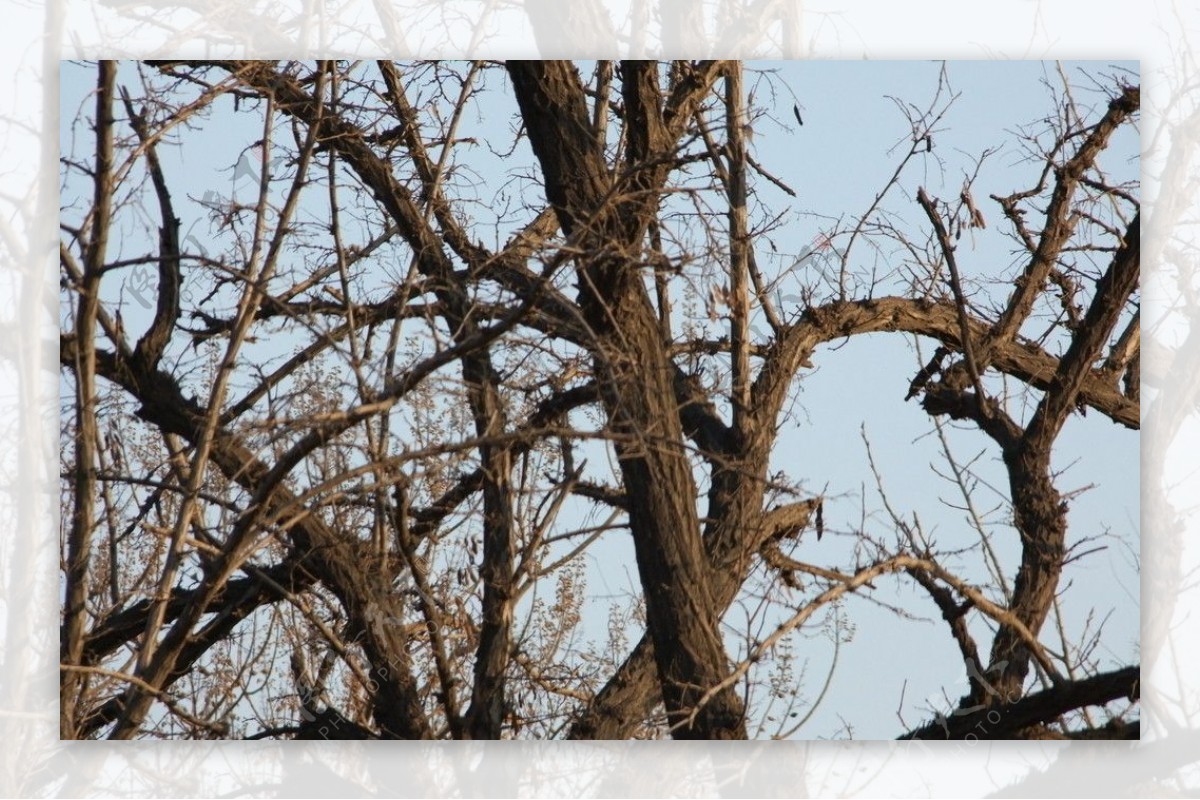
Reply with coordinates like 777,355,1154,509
508,59,746,739
1024,213,1140,448
987,84,1139,349
900,665,1138,740
119,88,182,372
62,60,117,740
754,297,1138,430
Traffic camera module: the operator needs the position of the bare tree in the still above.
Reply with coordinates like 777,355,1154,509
59,59,1139,741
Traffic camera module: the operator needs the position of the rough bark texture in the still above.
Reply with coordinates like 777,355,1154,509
60,61,1139,742
507,60,746,739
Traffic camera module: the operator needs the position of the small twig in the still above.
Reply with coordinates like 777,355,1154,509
916,187,992,418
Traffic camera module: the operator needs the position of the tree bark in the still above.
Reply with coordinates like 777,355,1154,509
507,60,747,739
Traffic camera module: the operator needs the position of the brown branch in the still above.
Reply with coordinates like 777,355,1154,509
725,62,753,433
916,187,991,410
754,296,1138,430
62,61,117,740
987,84,1139,350
509,59,746,739
569,498,820,739
66,343,435,740
1024,213,1140,449
900,665,1138,740
1102,308,1140,380
905,567,983,692
119,87,181,372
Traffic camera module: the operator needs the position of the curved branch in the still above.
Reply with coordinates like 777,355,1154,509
755,296,1138,430
119,87,182,373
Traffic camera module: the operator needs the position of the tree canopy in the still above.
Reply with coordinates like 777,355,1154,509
60,59,1139,740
